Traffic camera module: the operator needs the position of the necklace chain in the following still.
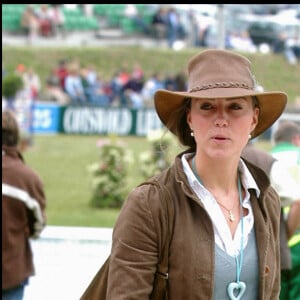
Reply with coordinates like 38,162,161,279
191,156,239,222
215,200,239,222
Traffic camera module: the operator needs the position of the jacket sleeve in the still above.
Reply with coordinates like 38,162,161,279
271,189,282,299
107,184,165,299
25,168,47,238
27,177,47,238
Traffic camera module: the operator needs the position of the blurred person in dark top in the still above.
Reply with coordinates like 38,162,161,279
151,6,168,40
2,110,47,300
55,59,69,92
120,69,144,107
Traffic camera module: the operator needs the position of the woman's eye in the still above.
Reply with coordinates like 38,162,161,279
230,103,242,110
200,103,213,110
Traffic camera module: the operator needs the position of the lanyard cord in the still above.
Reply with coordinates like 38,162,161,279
236,175,244,283
191,156,244,283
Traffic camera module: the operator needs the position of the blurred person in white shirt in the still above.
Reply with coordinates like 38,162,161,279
270,120,300,300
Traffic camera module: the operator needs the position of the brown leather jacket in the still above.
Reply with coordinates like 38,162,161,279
2,145,46,290
107,150,281,299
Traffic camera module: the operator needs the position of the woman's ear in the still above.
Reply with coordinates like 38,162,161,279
250,107,259,132
186,107,192,128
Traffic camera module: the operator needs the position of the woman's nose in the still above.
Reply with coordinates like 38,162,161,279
214,117,228,127
214,109,228,127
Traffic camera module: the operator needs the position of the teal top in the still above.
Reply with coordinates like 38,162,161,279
214,229,259,299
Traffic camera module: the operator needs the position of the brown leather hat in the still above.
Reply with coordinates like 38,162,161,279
154,49,288,139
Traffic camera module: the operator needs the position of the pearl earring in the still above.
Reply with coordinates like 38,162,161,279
190,129,194,137
248,133,252,139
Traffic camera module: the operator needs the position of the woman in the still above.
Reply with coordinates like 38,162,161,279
106,49,287,299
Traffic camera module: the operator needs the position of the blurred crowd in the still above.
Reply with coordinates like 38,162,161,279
2,5,300,109
20,4,66,43
11,4,299,63
2,59,188,109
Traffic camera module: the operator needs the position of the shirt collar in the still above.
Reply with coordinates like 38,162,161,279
181,152,260,198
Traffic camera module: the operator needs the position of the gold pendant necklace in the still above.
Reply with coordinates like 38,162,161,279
191,156,238,222
215,201,236,222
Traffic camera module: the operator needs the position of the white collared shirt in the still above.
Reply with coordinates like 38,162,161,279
182,153,260,257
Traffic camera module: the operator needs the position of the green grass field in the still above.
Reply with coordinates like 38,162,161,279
23,134,153,227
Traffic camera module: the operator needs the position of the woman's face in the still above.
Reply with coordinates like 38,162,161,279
187,97,259,159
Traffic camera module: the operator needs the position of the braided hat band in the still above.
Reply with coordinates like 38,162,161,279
189,82,253,92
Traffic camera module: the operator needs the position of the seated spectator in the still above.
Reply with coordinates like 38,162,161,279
85,64,98,87
79,66,90,97
55,59,69,92
198,23,212,48
120,69,144,106
141,72,165,107
36,4,54,37
173,69,187,91
185,10,201,47
14,64,41,101
109,71,123,105
273,31,287,54
151,7,168,40
85,72,110,106
273,31,299,65
21,5,39,44
48,4,66,38
227,30,257,53
22,67,41,101
42,68,70,105
108,66,129,105
165,7,186,49
163,73,176,91
64,63,87,105
123,89,144,109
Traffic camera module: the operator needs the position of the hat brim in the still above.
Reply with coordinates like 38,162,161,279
154,88,287,139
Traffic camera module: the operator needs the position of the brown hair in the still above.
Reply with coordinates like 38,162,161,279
166,97,196,151
2,110,20,146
